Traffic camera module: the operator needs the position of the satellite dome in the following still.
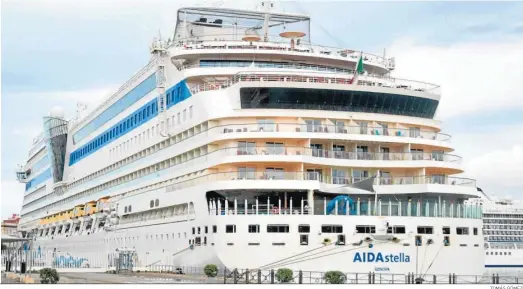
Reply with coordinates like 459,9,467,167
50,106,65,119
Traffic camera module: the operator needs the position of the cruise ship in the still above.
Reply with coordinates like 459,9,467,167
477,196,523,274
15,4,486,276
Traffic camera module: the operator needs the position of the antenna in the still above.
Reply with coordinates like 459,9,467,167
261,1,274,42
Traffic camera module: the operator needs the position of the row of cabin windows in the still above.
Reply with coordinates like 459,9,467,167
108,106,194,159
70,99,158,165
224,225,479,235
192,226,218,234
67,123,205,197
22,167,207,221
72,103,194,165
486,251,512,256
70,78,192,165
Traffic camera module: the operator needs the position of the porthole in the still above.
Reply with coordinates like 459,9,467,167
155,199,159,207
150,200,154,208
128,206,132,213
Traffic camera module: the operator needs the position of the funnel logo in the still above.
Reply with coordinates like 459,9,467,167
353,252,410,263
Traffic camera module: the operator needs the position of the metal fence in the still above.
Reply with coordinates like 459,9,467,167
2,250,521,284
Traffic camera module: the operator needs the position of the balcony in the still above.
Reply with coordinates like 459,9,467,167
215,122,451,142
221,146,461,168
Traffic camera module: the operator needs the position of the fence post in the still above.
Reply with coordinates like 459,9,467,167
299,270,303,284
355,273,358,284
406,273,409,284
372,272,375,284
433,275,436,284
492,274,496,284
233,268,238,284
223,267,227,284
245,268,249,284
449,273,452,284
496,274,500,284
270,269,274,284
452,273,456,284
258,270,261,284
368,272,372,284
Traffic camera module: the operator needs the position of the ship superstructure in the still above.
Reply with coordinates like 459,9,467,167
15,4,486,276
472,196,523,274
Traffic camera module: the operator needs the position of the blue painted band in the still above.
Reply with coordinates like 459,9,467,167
69,79,191,166
25,168,52,191
485,265,523,268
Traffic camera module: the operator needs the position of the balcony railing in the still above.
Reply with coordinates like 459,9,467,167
157,171,473,197
169,34,393,68
209,192,482,219
223,146,462,163
215,122,451,141
190,72,439,95
377,175,476,187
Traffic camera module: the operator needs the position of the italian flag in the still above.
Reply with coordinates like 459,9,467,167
349,52,365,85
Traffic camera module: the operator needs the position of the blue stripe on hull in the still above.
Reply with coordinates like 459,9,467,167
485,265,523,268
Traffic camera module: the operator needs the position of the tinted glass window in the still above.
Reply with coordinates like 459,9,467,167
240,87,438,119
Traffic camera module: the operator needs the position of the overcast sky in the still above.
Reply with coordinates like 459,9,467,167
2,0,523,219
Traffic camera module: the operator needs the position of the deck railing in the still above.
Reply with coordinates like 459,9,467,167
208,185,482,220
221,146,462,163
215,122,451,141
190,72,440,95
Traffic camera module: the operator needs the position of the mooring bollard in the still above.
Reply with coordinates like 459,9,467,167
258,270,261,284
299,270,303,284
270,269,275,284
245,268,249,284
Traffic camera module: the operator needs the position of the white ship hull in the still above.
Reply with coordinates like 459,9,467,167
14,5,488,280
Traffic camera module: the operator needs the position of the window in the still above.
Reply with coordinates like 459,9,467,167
300,234,309,245
197,227,201,234
267,225,290,233
456,227,469,235
205,226,208,234
473,228,478,235
356,225,376,234
177,113,181,124
298,225,310,233
192,227,195,235
238,167,256,179
189,106,193,119
417,226,433,234
226,225,236,233
150,200,154,208
386,226,406,234
442,227,451,235
321,225,343,233
183,109,187,121
248,225,260,233
213,225,217,233
155,199,159,207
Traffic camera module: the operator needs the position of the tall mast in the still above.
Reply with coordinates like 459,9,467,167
261,1,274,42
